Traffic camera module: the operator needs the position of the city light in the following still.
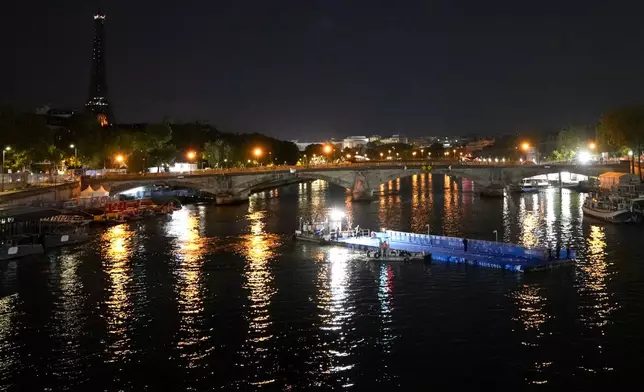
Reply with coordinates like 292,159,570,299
69,144,75,148
115,154,124,163
412,151,417,156
329,209,345,222
521,142,530,151
380,152,384,158
323,144,332,154
588,142,597,150
186,151,196,160
346,154,352,159
5,146,11,151
253,148,262,158
628,150,634,156
577,150,591,164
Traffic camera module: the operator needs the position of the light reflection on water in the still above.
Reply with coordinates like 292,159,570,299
0,174,640,389
234,197,281,387
101,224,135,363
166,208,210,367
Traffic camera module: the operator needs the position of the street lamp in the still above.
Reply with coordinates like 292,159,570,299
589,142,597,150
186,151,196,173
380,152,384,159
69,144,78,159
521,142,530,151
1,146,11,192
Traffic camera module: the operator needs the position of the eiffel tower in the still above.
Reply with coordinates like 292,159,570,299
85,9,112,126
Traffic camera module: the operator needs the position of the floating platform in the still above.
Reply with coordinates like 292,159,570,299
295,230,575,273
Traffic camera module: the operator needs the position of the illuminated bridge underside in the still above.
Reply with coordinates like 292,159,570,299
434,163,628,187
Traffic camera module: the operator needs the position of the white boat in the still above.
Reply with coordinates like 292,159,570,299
582,197,643,223
536,179,551,188
520,179,539,193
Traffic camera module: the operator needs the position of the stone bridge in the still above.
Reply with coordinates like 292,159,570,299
433,162,629,186
82,166,424,204
82,161,629,204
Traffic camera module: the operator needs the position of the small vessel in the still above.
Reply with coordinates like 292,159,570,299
0,235,44,261
583,172,644,223
582,197,642,223
520,179,539,193
41,223,90,248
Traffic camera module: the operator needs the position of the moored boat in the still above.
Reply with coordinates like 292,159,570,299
0,235,44,261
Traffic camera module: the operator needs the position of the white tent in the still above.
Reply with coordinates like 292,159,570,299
79,185,110,198
79,185,95,198
94,185,110,197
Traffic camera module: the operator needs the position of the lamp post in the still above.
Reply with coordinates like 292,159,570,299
69,144,78,159
253,147,262,166
493,230,498,242
1,146,11,192
186,151,196,173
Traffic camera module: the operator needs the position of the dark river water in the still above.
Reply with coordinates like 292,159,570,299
2,173,644,391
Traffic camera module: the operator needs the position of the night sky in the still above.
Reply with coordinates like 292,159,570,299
2,0,644,139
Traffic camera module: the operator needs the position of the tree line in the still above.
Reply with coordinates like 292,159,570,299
0,105,300,173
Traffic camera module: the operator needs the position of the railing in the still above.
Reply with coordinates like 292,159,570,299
83,159,625,181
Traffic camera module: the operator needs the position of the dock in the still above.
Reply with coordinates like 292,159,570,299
295,229,575,273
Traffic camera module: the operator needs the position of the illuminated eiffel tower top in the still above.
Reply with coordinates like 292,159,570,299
85,9,111,125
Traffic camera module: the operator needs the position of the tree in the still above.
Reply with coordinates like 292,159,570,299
548,127,590,161
203,139,224,167
598,105,644,175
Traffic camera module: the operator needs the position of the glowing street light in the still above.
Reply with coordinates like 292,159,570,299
115,154,124,163
346,154,352,159
588,142,597,150
521,142,530,151
380,152,384,159
186,151,196,160
323,144,332,154
412,151,417,157
2,146,11,192
628,150,634,156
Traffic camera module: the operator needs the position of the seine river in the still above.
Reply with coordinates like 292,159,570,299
1,174,643,390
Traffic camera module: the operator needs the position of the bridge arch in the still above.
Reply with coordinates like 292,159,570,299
100,180,208,195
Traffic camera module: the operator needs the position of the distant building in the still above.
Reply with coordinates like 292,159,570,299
465,138,495,153
379,134,408,145
85,10,112,126
342,136,369,150
290,140,329,152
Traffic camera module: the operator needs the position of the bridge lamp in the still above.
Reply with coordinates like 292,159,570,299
577,150,591,164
